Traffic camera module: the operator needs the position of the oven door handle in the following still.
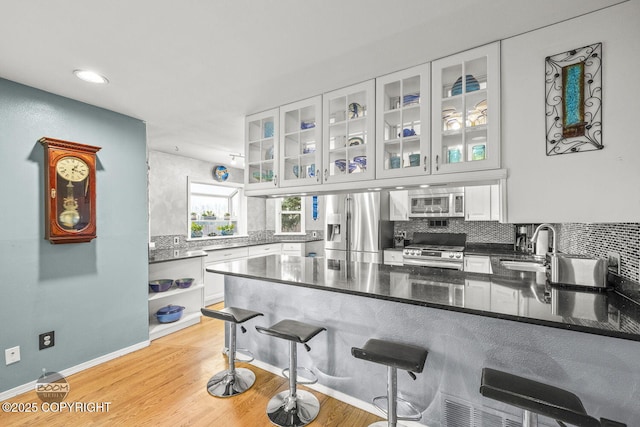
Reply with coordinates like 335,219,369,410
403,258,464,270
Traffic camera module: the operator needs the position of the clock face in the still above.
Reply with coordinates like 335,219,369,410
56,156,89,182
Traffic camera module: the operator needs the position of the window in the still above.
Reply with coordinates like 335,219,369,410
188,178,245,239
276,196,305,235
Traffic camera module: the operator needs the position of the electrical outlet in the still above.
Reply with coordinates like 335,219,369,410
173,236,180,245
5,346,20,365
39,331,55,350
312,231,317,238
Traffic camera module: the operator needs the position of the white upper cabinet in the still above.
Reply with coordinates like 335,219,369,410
322,80,376,183
389,189,409,221
245,108,279,190
376,64,431,178
279,96,322,188
432,42,501,174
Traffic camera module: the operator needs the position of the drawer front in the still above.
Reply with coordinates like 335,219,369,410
281,242,304,255
384,249,404,265
206,247,249,262
248,243,281,257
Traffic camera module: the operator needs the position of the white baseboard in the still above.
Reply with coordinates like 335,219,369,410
204,292,224,306
248,357,429,427
0,340,150,402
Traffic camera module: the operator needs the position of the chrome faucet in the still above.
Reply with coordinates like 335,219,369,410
530,223,557,255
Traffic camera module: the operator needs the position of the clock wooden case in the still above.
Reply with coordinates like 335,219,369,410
40,137,101,244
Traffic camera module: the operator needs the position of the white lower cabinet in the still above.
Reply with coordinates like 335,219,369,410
148,256,205,341
464,279,491,311
384,249,404,266
248,243,281,258
204,247,249,305
281,242,304,256
463,255,492,273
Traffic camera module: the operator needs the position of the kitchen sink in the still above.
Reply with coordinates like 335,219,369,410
500,260,547,273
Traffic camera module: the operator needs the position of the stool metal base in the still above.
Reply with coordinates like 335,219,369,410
368,422,410,427
207,367,256,398
266,390,320,427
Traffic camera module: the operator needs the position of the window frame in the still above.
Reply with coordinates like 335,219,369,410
187,177,246,240
275,196,306,236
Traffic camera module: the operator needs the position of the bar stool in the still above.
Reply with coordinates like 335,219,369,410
255,319,326,427
201,307,263,397
480,367,627,427
351,338,428,427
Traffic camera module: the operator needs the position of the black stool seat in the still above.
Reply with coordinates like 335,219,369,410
256,319,326,343
201,307,263,324
352,338,428,373
480,368,601,427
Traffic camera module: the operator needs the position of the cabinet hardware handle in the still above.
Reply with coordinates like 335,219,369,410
274,174,278,186
435,155,439,171
316,169,320,182
324,168,328,181
423,156,427,172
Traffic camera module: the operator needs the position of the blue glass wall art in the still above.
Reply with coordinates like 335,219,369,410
545,42,602,155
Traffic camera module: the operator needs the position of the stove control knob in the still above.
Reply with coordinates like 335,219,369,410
449,253,454,258
455,253,462,259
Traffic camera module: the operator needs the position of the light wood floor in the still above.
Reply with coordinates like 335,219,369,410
0,302,382,426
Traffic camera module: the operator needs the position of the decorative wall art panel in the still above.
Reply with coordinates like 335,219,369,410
545,42,602,155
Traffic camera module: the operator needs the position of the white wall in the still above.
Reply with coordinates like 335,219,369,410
502,0,640,223
148,150,244,236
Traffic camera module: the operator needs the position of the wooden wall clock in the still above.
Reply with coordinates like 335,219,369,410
40,137,101,244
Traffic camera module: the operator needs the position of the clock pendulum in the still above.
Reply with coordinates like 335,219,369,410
59,180,80,228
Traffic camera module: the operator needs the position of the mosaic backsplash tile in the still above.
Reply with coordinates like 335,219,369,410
557,223,639,282
394,219,515,244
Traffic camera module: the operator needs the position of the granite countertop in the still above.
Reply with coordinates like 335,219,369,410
207,254,640,342
200,237,323,252
148,237,323,263
148,249,207,264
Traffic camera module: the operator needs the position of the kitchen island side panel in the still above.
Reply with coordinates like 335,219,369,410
226,275,640,426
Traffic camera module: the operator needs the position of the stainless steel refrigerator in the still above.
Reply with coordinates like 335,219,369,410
324,192,393,263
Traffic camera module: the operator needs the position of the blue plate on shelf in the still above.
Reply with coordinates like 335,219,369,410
451,74,480,96
213,165,229,181
402,93,420,106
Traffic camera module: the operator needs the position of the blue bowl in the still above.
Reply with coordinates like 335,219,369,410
451,74,480,96
149,279,173,292
353,156,367,170
175,278,195,289
334,159,347,172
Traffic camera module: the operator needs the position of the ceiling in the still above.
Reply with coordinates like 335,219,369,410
1,0,624,167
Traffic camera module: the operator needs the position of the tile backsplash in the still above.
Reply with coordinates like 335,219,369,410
557,223,639,283
395,220,640,283
394,219,514,244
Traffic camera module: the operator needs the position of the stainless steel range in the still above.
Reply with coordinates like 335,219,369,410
402,232,466,270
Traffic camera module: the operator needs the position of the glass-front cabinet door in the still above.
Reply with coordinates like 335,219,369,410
431,42,500,174
279,96,322,188
376,63,430,178
245,108,279,190
322,80,375,183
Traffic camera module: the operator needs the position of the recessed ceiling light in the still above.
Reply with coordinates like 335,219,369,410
419,184,430,188
73,69,109,84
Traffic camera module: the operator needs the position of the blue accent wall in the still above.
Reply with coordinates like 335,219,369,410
0,78,149,392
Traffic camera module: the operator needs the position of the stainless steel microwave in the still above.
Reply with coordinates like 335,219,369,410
408,188,464,218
